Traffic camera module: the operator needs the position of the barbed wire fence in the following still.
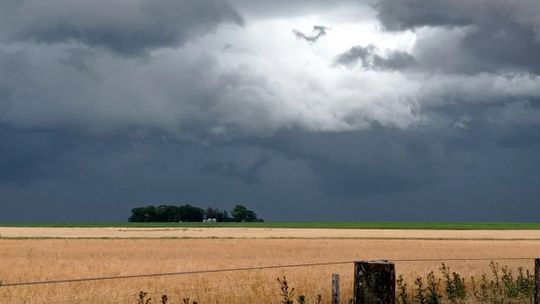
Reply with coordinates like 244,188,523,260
1,258,536,288
1,257,538,303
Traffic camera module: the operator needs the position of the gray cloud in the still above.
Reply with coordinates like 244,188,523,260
0,125,75,184
376,0,474,31
201,156,271,185
0,42,424,138
4,0,243,55
375,0,540,74
293,25,330,44
336,44,416,70
229,0,370,19
1,0,540,222
2,93,540,222
2,115,540,222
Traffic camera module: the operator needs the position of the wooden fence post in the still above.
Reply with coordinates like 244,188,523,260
353,260,395,304
535,258,540,304
332,273,340,304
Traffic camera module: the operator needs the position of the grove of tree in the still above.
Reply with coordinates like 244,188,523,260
128,204,263,222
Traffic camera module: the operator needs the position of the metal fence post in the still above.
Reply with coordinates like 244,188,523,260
332,273,340,304
353,260,395,304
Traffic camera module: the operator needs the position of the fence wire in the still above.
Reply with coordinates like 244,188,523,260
2,257,538,304
0,257,536,288
0,260,353,288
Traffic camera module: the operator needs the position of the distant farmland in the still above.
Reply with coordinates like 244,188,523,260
2,221,540,230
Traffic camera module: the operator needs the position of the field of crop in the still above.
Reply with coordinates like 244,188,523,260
1,228,540,303
3,227,540,239
3,221,540,230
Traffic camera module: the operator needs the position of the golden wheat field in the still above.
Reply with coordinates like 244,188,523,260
1,229,539,303
3,227,540,239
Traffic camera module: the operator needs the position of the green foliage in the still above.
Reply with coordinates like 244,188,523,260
440,263,466,303
496,263,534,302
515,267,535,298
413,276,426,304
128,205,205,222
406,271,444,304
231,204,262,222
128,204,263,223
478,273,490,301
425,271,442,304
399,262,534,304
205,207,231,222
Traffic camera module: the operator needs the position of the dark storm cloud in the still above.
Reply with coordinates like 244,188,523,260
201,156,271,185
3,0,243,55
228,0,366,18
1,0,540,223
0,45,264,137
293,26,330,44
375,0,474,31
59,47,98,76
0,125,76,184
375,0,540,74
497,124,540,149
234,112,540,221
238,129,436,199
311,158,418,198
336,44,416,70
2,109,540,222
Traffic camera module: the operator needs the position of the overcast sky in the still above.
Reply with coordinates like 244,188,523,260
1,0,540,222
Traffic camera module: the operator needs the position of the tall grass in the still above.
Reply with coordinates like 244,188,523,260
396,262,535,304
136,262,535,303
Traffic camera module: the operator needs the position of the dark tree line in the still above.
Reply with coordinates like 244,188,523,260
128,204,263,223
